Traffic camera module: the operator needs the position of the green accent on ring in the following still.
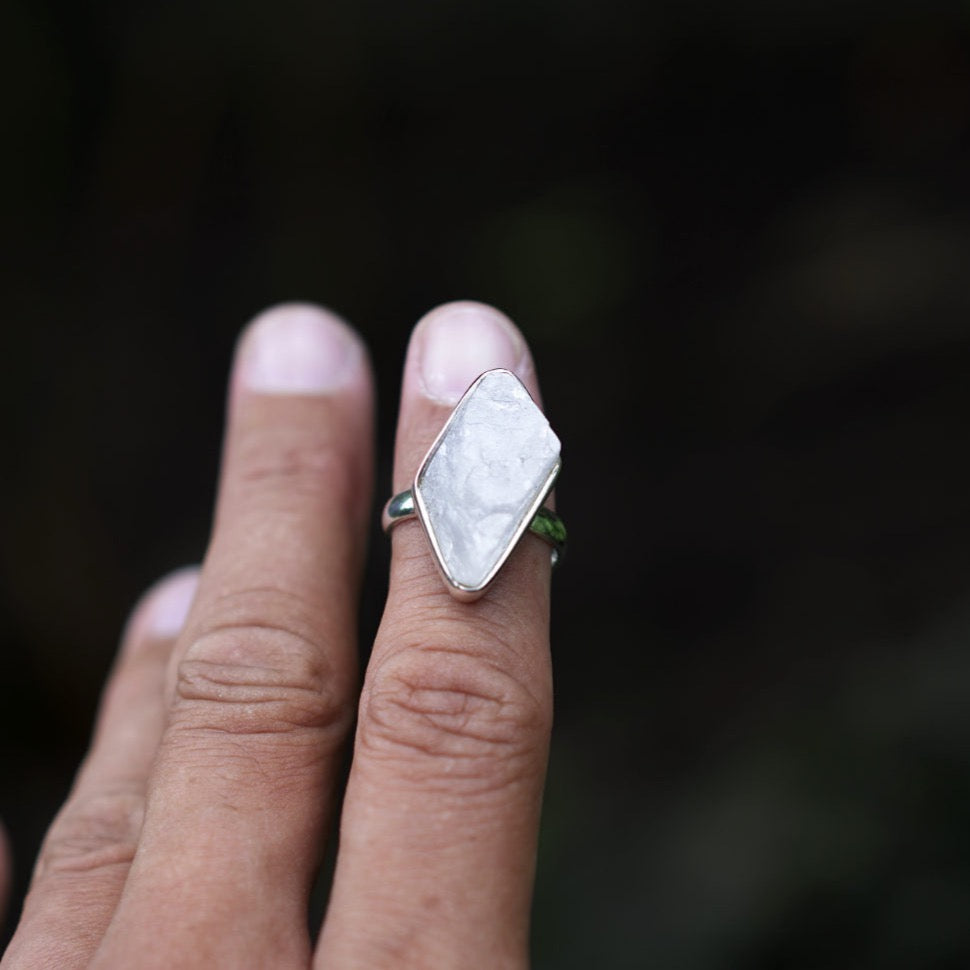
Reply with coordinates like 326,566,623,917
529,507,567,566
386,489,566,566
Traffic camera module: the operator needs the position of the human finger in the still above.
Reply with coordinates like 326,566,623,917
91,305,374,969
318,302,554,968
0,568,198,970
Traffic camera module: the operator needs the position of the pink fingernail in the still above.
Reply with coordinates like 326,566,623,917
146,568,199,639
417,302,528,406
237,303,361,394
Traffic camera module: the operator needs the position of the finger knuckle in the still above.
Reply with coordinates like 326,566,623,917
359,644,551,792
37,785,143,879
233,426,354,510
172,618,350,746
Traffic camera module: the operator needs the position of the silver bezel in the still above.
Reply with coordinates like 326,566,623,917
412,368,561,601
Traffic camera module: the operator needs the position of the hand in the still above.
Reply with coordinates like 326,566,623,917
1,301,554,969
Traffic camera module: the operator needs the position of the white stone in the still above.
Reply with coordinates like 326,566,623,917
415,369,561,595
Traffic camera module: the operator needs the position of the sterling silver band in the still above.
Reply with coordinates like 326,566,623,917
382,489,567,567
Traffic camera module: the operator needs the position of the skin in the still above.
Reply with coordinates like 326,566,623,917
0,301,555,969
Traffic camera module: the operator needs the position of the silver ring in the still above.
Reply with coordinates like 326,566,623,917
382,368,565,601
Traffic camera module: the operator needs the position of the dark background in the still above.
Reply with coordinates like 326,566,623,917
3,1,970,966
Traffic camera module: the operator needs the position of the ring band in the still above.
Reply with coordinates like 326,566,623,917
383,489,567,566
382,368,565,601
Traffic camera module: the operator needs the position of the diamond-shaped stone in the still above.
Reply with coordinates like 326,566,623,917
414,369,561,597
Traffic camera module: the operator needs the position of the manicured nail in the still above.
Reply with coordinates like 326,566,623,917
146,568,199,639
237,303,361,394
418,302,528,405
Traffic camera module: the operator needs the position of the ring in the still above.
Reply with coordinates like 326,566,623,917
382,368,566,601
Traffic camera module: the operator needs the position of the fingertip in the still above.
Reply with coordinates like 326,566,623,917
417,300,518,334
124,566,201,648
403,301,541,408
234,302,369,397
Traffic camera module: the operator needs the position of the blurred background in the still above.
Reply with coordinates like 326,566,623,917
2,0,970,966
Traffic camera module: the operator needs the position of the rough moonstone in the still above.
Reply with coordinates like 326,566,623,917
415,369,561,596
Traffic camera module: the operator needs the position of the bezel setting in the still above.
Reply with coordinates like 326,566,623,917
412,368,562,601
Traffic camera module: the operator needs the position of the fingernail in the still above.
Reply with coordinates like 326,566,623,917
146,568,199,639
237,303,361,394
418,302,527,405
